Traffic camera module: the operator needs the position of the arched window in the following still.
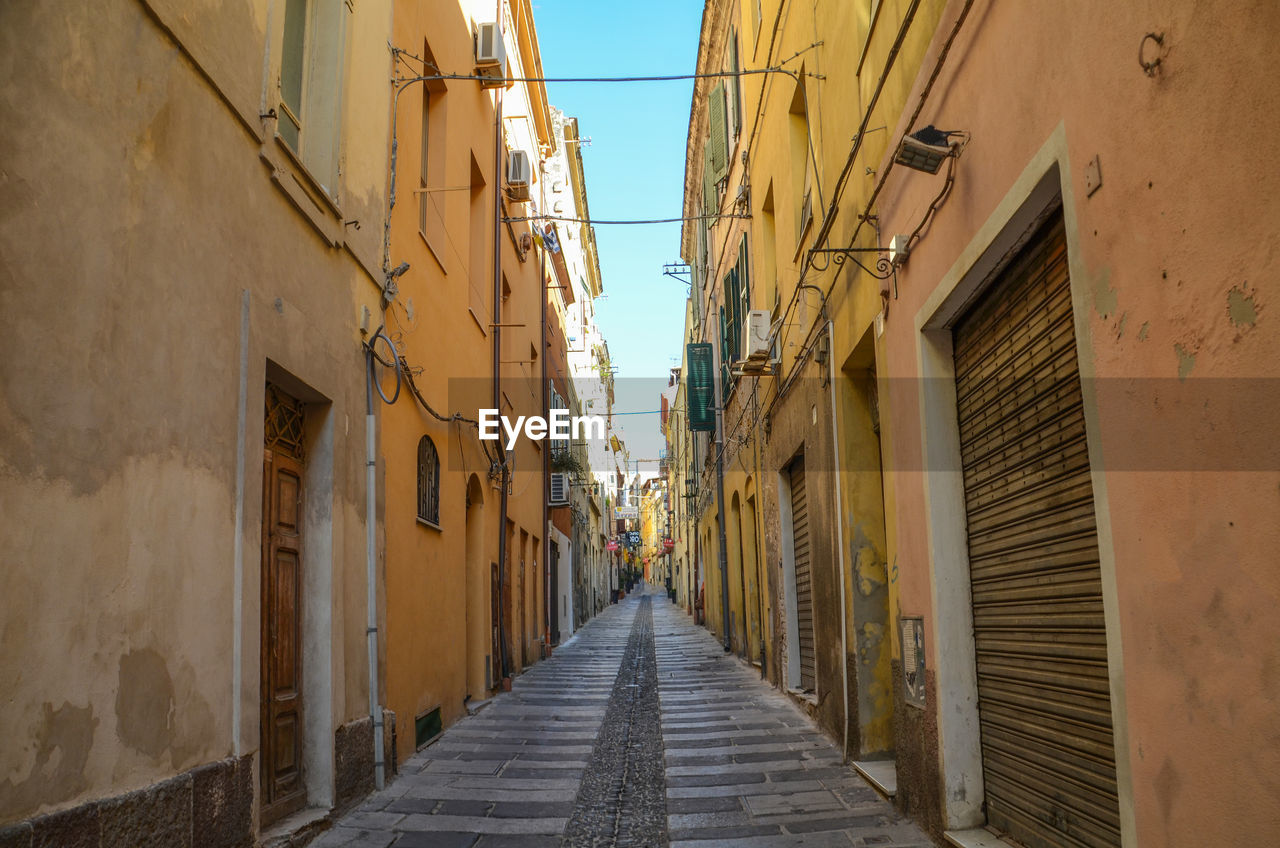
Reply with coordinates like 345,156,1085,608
417,435,440,527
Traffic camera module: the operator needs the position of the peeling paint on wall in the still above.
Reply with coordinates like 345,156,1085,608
1174,343,1196,380
1116,312,1128,340
1138,321,1150,342
1092,267,1118,319
116,648,175,760
1227,285,1258,327
860,622,885,665
0,701,97,819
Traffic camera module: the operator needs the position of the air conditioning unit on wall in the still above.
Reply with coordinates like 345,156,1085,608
549,472,570,506
474,22,507,88
745,310,771,361
506,150,531,202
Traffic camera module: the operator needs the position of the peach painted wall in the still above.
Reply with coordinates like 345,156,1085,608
876,0,1280,843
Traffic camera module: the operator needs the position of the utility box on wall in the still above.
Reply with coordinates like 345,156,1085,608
900,616,926,708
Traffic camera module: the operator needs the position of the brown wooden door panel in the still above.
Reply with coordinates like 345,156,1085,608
262,448,305,823
490,562,501,688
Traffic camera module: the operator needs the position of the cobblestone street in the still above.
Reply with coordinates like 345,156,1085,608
316,591,931,848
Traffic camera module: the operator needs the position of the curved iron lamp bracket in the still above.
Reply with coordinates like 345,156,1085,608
807,246,900,300
807,247,896,279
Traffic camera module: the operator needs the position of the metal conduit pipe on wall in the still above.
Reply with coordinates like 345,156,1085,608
364,336,394,790
492,0,510,684
826,320,851,764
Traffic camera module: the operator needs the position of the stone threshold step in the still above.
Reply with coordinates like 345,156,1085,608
851,759,896,799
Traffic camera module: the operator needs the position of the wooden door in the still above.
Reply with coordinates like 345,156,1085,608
550,540,560,645
261,402,306,822
490,562,501,688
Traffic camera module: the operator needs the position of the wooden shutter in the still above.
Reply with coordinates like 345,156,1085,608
726,267,741,361
703,147,717,222
789,457,815,691
953,214,1120,848
709,83,727,181
686,343,716,432
718,306,731,401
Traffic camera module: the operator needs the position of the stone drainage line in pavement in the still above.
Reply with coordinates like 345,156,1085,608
561,595,668,848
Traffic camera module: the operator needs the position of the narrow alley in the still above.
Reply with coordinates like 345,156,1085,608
317,591,929,848
3,1,1279,847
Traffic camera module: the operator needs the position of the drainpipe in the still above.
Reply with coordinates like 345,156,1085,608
492,0,510,683
711,321,731,652
540,230,550,656
752,391,768,679
364,350,385,790
826,319,852,764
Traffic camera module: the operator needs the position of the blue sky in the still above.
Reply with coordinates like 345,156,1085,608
533,2,703,393
532,2,704,468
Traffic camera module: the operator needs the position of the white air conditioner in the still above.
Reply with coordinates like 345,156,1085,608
745,310,771,361
474,22,507,88
549,472,570,506
506,150,531,202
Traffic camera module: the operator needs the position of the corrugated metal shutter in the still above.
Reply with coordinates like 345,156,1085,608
953,214,1120,848
789,457,815,691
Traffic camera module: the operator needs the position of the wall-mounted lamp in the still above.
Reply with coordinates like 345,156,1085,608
894,125,963,174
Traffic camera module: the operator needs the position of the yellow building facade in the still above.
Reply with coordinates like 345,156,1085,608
679,0,943,760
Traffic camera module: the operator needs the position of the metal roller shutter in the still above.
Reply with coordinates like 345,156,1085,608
953,214,1120,848
789,457,816,691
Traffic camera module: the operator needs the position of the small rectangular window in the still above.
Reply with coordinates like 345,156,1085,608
415,705,443,749
419,87,432,234
278,0,307,151
275,0,348,196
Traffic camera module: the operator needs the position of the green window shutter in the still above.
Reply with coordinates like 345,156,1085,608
727,268,741,360
719,305,729,362
738,236,751,340
686,343,715,432
702,146,717,221
709,83,727,181
719,305,732,401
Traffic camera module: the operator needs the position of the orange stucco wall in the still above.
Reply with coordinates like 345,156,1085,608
383,0,552,762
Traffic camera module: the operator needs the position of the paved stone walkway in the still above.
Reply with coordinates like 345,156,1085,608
315,589,932,848
652,596,931,848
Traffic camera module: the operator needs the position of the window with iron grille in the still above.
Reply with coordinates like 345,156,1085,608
549,384,569,460
417,435,440,527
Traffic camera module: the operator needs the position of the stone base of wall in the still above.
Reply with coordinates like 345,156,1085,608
333,709,397,811
0,755,253,848
0,710,398,848
892,664,944,840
